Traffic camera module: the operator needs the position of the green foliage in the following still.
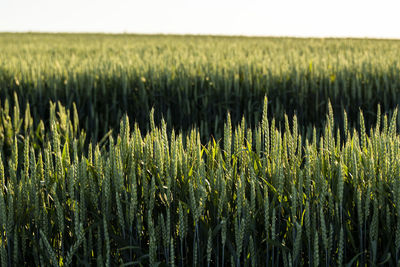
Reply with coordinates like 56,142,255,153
0,96,398,265
1,34,400,141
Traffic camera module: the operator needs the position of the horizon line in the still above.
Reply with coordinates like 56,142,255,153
1,31,400,41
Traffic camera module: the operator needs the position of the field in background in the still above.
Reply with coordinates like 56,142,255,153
1,33,400,266
1,33,400,140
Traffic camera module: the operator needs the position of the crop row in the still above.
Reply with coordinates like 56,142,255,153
0,96,399,265
1,34,400,141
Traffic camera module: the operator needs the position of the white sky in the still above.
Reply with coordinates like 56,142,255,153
1,0,400,38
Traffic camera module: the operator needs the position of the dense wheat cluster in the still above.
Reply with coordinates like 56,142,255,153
1,33,400,266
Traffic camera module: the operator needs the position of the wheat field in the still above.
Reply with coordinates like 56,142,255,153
0,33,400,266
